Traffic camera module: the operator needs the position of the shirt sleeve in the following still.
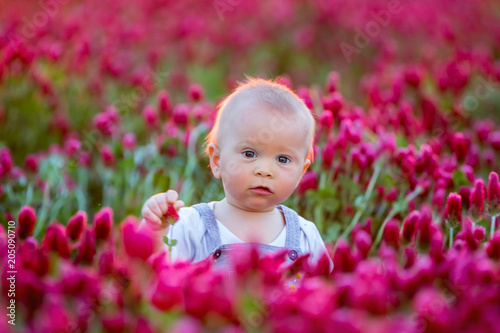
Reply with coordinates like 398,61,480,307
166,206,206,262
299,217,334,272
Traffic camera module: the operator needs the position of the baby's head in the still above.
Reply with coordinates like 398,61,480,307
204,77,316,211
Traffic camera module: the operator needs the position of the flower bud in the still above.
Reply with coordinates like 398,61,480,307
458,186,471,211
143,105,157,129
93,207,113,241
325,71,339,93
42,223,70,258
100,145,115,167
452,132,468,163
66,211,87,241
402,210,421,242
319,110,334,131
157,90,172,117
383,219,400,249
24,154,38,173
469,179,485,222
121,133,136,151
188,83,204,102
487,172,500,216
445,192,461,229
172,104,189,127
76,227,96,264
18,205,37,239
486,231,500,259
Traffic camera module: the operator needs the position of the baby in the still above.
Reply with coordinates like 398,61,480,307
139,77,333,272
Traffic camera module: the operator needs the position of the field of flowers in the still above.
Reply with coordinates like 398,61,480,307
1,0,500,332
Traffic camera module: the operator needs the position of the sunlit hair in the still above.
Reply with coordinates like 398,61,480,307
203,76,316,162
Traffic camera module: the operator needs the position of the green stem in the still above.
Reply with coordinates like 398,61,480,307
449,227,454,249
34,182,51,239
339,159,384,240
491,215,497,240
371,186,423,252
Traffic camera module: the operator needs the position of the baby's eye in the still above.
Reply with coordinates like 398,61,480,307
277,156,291,164
243,151,256,158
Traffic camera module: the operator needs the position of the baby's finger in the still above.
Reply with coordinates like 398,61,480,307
165,190,179,204
173,200,184,211
142,209,163,226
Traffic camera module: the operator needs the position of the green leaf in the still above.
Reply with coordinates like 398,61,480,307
452,169,470,187
170,239,177,246
163,236,169,245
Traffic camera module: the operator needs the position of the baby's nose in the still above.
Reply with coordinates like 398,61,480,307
254,163,272,177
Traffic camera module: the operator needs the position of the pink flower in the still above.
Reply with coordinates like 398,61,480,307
42,223,70,258
150,269,185,311
487,172,500,215
76,227,96,264
318,110,334,131
100,145,115,167
66,211,87,241
24,154,38,173
188,83,204,102
459,186,471,211
452,132,468,163
122,216,155,260
93,207,113,240
402,210,420,242
18,205,37,239
64,138,81,158
333,239,356,273
0,147,13,175
383,219,400,249
121,133,136,151
158,90,172,117
354,230,371,259
325,71,339,93
142,105,158,128
172,103,189,126
486,231,500,259
321,92,343,115
321,141,335,169
469,179,485,222
445,192,462,228
297,171,318,195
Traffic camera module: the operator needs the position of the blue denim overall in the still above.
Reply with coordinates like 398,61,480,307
192,203,303,273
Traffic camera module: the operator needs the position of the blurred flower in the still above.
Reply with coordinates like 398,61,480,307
42,223,70,258
93,207,113,240
487,172,500,216
18,205,37,239
188,83,204,102
24,154,38,173
158,90,172,117
402,210,421,243
122,216,155,260
452,132,468,163
122,133,137,151
143,105,158,129
445,192,462,228
67,211,88,241
75,227,96,264
100,145,115,167
297,171,318,195
173,103,189,127
469,179,485,222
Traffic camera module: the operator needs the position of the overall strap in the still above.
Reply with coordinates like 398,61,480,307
278,204,301,249
192,203,222,252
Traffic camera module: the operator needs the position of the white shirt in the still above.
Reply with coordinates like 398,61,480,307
166,201,331,268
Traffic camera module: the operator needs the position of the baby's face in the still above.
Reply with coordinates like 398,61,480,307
209,101,312,212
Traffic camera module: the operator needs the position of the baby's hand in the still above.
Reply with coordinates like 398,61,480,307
141,190,184,231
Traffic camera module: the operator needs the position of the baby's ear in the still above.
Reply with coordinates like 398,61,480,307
208,143,221,179
301,158,311,176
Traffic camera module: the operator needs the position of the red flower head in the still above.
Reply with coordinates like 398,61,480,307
487,172,500,216
321,92,343,115
188,83,204,102
121,133,136,151
100,145,115,167
486,231,500,259
459,186,471,211
42,223,70,258
325,71,339,93
142,105,158,128
402,210,421,242
122,216,155,261
18,205,37,239
452,132,468,163
445,192,462,228
319,109,334,131
76,227,96,264
469,179,485,222
93,207,113,241
66,210,87,241
24,154,38,173
383,219,400,250
162,205,180,225
297,171,318,195
321,141,335,169
172,103,189,127
157,90,172,117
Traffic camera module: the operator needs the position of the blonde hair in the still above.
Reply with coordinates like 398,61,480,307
203,77,316,162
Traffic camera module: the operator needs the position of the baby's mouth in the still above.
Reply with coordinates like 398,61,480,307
250,186,273,194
